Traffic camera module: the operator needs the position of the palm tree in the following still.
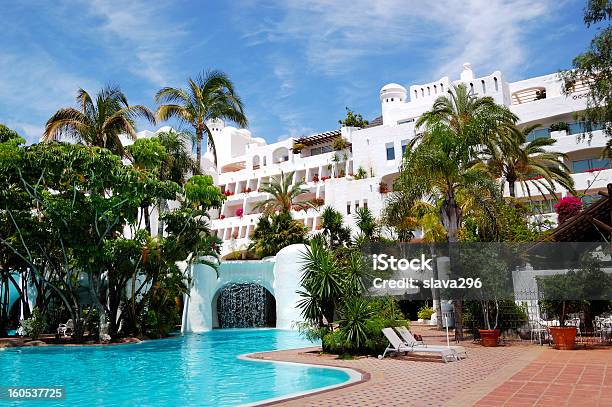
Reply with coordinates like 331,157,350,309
254,171,313,214
156,130,198,236
400,84,511,340
157,130,198,185
353,207,379,242
483,124,574,198
320,206,351,248
416,83,517,150
155,70,247,170
43,85,155,157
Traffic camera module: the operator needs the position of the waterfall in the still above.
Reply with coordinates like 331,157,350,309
217,283,276,328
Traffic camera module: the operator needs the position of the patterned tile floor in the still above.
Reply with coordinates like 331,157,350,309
474,347,612,407
249,326,612,406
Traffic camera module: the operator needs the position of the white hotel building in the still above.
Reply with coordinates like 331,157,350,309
145,63,610,257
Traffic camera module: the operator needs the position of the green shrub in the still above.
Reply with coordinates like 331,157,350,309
322,297,409,356
20,309,46,339
417,305,435,320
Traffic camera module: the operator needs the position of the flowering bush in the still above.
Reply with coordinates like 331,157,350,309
235,208,244,217
379,182,389,194
220,214,225,220
554,195,583,223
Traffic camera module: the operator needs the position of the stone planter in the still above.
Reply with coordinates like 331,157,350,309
479,329,500,347
549,326,577,350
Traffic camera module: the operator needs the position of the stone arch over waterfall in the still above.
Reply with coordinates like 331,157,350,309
181,244,307,333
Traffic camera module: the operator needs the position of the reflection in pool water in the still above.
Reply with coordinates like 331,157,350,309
0,329,350,406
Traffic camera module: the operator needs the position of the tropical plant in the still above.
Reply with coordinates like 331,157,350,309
42,85,155,157
354,166,368,180
338,107,369,128
560,1,612,156
353,207,379,242
319,206,351,248
292,142,305,154
128,138,169,233
297,238,345,326
417,305,435,320
554,195,583,223
399,84,513,339
332,137,349,151
483,124,574,198
549,122,570,132
155,70,247,169
254,171,312,214
248,211,307,257
19,308,45,339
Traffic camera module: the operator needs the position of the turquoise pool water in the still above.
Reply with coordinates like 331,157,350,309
0,329,350,406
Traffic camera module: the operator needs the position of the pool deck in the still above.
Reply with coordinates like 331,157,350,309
247,326,612,406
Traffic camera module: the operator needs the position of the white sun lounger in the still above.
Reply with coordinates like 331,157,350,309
379,328,457,362
395,326,468,359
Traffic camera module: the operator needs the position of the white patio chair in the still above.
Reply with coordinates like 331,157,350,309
57,319,74,337
378,328,457,362
395,326,468,359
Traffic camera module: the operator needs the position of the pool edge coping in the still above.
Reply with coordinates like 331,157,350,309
237,347,369,406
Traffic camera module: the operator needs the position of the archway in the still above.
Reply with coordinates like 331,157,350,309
214,283,276,328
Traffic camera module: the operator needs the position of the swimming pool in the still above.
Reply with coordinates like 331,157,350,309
0,329,354,406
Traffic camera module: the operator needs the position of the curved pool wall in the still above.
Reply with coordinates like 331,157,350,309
182,244,307,332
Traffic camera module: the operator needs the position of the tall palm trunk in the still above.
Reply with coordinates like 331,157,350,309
507,177,517,198
196,127,203,172
441,190,464,341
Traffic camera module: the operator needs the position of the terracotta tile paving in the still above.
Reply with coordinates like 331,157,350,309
247,326,612,406
247,327,546,406
474,347,612,407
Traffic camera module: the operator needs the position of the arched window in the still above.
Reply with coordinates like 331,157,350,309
414,90,418,98
469,83,474,94
427,86,430,96
440,83,444,92
263,156,267,166
421,88,424,97
494,77,498,91
252,155,260,170
433,85,437,94
481,80,486,94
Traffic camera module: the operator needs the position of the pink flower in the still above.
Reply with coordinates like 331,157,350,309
235,208,244,217
554,195,582,223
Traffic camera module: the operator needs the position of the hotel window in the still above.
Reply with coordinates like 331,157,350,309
481,80,486,94
386,142,395,161
527,128,550,142
572,158,610,173
346,202,351,215
363,200,368,209
493,77,498,91
310,145,332,156
401,139,409,155
355,201,360,212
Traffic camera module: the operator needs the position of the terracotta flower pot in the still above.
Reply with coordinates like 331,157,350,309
549,326,577,350
479,329,500,347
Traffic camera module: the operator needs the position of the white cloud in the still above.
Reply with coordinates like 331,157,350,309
245,0,556,79
86,0,187,85
0,51,99,143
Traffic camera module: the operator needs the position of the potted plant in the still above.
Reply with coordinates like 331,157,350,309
332,137,349,151
549,122,570,132
354,167,368,180
312,174,319,182
537,256,612,350
378,182,389,194
292,142,305,154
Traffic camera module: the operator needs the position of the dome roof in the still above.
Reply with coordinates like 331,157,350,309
380,83,407,93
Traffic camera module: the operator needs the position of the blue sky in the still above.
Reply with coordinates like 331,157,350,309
0,0,601,144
